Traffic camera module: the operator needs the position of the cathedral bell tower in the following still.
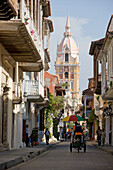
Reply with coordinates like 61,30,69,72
55,17,81,112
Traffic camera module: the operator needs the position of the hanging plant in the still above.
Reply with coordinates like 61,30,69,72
88,110,96,123
24,18,29,25
30,30,35,35
105,87,109,93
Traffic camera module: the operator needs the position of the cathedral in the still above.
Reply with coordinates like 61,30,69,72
55,17,81,113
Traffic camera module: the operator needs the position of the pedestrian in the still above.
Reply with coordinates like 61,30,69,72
57,131,60,140
101,129,106,146
74,122,83,143
45,128,50,145
26,124,29,147
96,126,102,146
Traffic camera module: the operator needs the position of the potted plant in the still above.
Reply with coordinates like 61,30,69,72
31,127,39,146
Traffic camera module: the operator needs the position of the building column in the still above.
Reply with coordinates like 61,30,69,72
2,91,9,148
105,116,110,145
20,0,24,22
15,62,19,82
47,30,50,52
31,0,33,20
18,113,23,148
13,107,17,149
84,97,87,117
0,44,2,148
111,103,113,146
27,0,29,6
37,0,39,33
34,0,37,27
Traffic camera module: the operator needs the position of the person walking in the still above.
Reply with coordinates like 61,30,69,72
45,128,50,145
26,124,29,147
96,126,102,146
101,129,106,146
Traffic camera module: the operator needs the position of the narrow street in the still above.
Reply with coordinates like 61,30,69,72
10,140,113,170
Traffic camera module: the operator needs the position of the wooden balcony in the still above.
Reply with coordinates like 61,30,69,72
24,80,44,102
12,82,22,104
0,0,17,20
0,0,44,63
18,60,43,72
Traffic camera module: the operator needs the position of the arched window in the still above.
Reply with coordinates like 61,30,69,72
65,53,68,62
65,81,68,89
65,72,68,79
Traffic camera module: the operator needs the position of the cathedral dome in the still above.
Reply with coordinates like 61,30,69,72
57,17,79,58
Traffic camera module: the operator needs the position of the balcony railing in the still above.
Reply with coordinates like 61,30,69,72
12,82,22,104
18,0,44,61
24,80,39,96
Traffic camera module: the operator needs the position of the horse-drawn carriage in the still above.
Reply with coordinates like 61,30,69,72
62,114,86,153
70,134,86,153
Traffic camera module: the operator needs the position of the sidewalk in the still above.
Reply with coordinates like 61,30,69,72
87,141,113,155
0,141,60,170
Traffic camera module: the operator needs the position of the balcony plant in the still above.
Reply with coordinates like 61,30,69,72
96,95,100,102
24,17,29,25
30,30,35,35
104,83,110,93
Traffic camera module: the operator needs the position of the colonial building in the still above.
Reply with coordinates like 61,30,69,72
55,17,81,114
89,15,113,145
0,0,53,150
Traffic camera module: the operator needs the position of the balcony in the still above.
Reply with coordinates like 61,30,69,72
102,86,113,100
0,0,17,20
0,0,44,64
24,80,44,102
12,82,22,104
44,49,50,71
18,60,43,72
41,0,51,17
35,86,49,106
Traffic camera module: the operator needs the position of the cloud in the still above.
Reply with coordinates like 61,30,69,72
49,16,93,92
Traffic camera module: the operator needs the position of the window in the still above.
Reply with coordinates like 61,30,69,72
70,81,74,89
65,81,68,89
65,53,68,62
59,74,63,79
70,74,74,79
65,72,68,79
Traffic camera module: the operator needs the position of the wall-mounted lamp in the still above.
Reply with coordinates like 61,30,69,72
103,105,113,116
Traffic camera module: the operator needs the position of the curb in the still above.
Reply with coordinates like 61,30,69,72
0,157,23,170
0,142,59,170
88,141,113,155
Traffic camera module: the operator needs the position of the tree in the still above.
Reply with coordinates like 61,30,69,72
45,93,65,137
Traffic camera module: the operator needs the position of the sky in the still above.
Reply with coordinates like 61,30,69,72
48,0,113,94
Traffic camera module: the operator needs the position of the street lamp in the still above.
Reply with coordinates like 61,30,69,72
103,106,113,116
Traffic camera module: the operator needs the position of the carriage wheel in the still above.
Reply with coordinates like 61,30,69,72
78,146,80,153
70,143,72,152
